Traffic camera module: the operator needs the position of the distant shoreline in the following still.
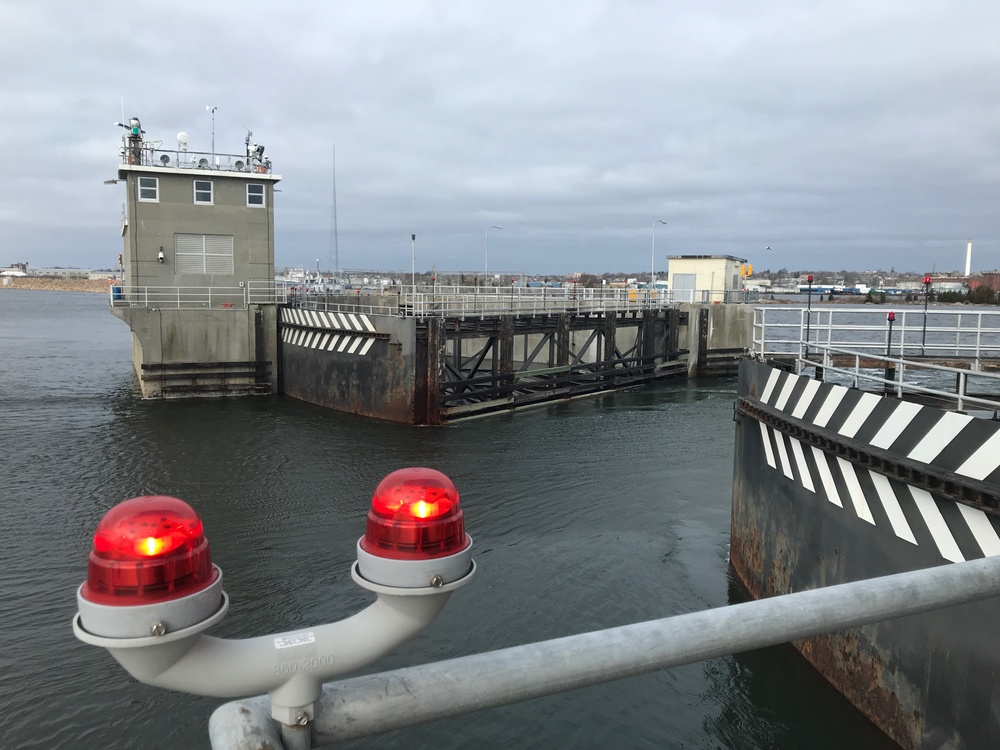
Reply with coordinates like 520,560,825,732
0,277,112,293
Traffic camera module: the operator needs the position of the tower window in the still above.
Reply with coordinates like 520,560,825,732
247,183,265,207
138,176,158,202
194,180,213,204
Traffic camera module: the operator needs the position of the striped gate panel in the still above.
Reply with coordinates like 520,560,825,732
754,364,1000,564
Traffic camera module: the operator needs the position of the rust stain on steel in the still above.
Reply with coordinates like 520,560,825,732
731,477,921,749
797,631,920,750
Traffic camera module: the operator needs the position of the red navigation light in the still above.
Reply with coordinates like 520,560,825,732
924,276,931,285
82,496,216,605
361,468,468,560
887,311,896,322
807,275,814,283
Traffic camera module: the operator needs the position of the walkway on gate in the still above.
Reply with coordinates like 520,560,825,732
290,284,760,318
751,306,1000,413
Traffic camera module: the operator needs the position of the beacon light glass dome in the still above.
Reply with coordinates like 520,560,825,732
82,495,216,606
360,467,469,560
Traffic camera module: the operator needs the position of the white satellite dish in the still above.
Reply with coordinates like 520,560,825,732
197,158,209,168
177,131,189,151
159,154,171,165
234,160,245,170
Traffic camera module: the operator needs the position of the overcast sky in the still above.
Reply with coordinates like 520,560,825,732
5,1,1000,276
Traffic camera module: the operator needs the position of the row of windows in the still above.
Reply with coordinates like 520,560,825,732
137,177,266,207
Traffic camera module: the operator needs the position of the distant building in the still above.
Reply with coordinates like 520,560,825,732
33,268,90,278
666,255,748,303
970,273,1000,292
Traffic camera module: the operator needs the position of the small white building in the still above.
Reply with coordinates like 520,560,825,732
666,255,748,303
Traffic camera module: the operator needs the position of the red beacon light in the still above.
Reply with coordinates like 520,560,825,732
75,495,227,644
356,467,474,590
924,275,932,285
362,468,468,559
82,495,216,605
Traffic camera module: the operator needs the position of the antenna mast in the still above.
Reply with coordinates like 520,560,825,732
206,105,218,162
330,145,340,281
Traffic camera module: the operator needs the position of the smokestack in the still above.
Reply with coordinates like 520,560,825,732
966,239,972,277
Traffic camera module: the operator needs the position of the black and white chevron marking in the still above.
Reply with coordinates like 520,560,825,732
281,327,376,356
281,307,377,333
756,365,1000,563
758,366,1000,483
280,307,380,356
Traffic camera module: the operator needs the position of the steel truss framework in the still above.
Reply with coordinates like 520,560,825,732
415,309,686,422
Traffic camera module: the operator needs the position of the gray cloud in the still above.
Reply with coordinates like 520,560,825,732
4,0,999,275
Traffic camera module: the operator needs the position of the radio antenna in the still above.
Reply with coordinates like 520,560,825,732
206,105,218,161
330,145,340,282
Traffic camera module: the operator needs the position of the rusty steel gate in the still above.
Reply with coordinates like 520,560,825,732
414,308,687,423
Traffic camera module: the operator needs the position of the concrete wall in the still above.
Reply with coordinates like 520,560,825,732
112,305,277,398
119,165,279,289
678,302,755,376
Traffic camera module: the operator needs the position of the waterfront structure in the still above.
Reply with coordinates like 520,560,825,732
110,118,282,397
666,255,748,303
731,344,1000,747
106,117,756,416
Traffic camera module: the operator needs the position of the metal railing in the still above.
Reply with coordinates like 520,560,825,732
108,281,287,310
208,555,1000,749
288,285,760,318
751,306,1000,412
802,344,1000,412
753,306,1000,361
122,146,272,175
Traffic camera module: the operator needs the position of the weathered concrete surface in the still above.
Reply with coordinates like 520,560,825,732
111,305,277,398
678,303,754,376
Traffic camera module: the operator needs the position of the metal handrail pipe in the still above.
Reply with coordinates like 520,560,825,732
209,555,1000,749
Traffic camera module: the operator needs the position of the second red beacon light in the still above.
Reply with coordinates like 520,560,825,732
356,467,475,590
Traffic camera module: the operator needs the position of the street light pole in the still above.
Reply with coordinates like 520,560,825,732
649,219,667,307
652,220,667,296
486,225,502,289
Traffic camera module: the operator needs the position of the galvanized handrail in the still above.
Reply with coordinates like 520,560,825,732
109,282,287,310
753,306,1000,361
288,286,760,319
208,555,1000,749
798,343,1000,412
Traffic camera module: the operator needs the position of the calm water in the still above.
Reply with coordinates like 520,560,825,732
0,290,898,749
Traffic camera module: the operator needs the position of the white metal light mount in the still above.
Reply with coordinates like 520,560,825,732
72,468,475,734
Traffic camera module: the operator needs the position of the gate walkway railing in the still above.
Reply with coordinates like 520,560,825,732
753,306,1000,361
752,306,1000,412
289,285,760,318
